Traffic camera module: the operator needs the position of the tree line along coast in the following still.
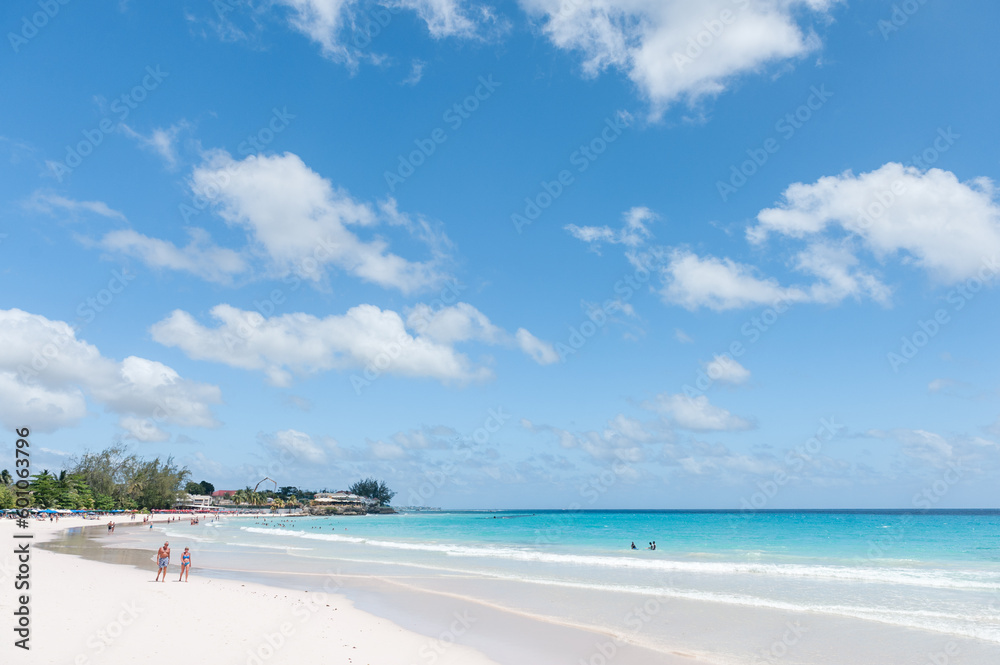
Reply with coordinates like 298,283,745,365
0,445,396,514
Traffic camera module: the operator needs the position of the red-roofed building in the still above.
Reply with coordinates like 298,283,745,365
212,490,237,506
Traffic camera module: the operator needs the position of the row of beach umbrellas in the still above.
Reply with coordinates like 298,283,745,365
2,508,132,513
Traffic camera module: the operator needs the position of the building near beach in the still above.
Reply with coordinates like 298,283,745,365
311,491,372,507
174,494,212,509
307,491,379,515
211,490,238,506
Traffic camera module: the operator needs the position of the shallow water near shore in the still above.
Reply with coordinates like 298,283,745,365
47,510,1000,664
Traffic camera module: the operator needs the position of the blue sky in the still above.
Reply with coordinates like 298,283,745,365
2,0,999,508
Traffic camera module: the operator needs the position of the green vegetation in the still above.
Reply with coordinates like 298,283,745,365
230,486,302,510
0,445,190,511
0,482,15,509
348,477,396,506
184,480,215,496
69,445,189,510
0,457,397,513
24,470,96,509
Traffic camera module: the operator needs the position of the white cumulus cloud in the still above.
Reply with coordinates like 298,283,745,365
261,429,328,464
150,302,556,386
751,162,1000,284
515,328,560,365
520,0,835,116
565,206,656,251
0,309,221,436
645,393,754,431
703,355,750,385
660,249,807,311
275,0,484,65
100,228,248,284
121,122,189,169
190,151,446,293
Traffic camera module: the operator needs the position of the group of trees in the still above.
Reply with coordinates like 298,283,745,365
230,487,300,508
0,470,18,509
225,478,395,509
0,445,190,511
0,454,398,512
184,480,216,496
348,477,396,505
277,486,310,500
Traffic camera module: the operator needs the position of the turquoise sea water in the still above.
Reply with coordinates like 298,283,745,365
146,510,1000,660
236,509,1000,564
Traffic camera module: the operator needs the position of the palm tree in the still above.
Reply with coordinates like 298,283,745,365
0,469,12,486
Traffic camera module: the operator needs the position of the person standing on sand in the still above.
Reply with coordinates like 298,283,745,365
155,542,171,582
179,547,192,582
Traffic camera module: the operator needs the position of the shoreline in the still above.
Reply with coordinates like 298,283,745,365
0,516,502,665
7,513,999,664
2,515,685,665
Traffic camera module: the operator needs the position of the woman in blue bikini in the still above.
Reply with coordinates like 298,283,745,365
179,547,192,582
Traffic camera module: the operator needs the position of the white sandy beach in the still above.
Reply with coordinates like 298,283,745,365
0,516,500,665
6,514,997,665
